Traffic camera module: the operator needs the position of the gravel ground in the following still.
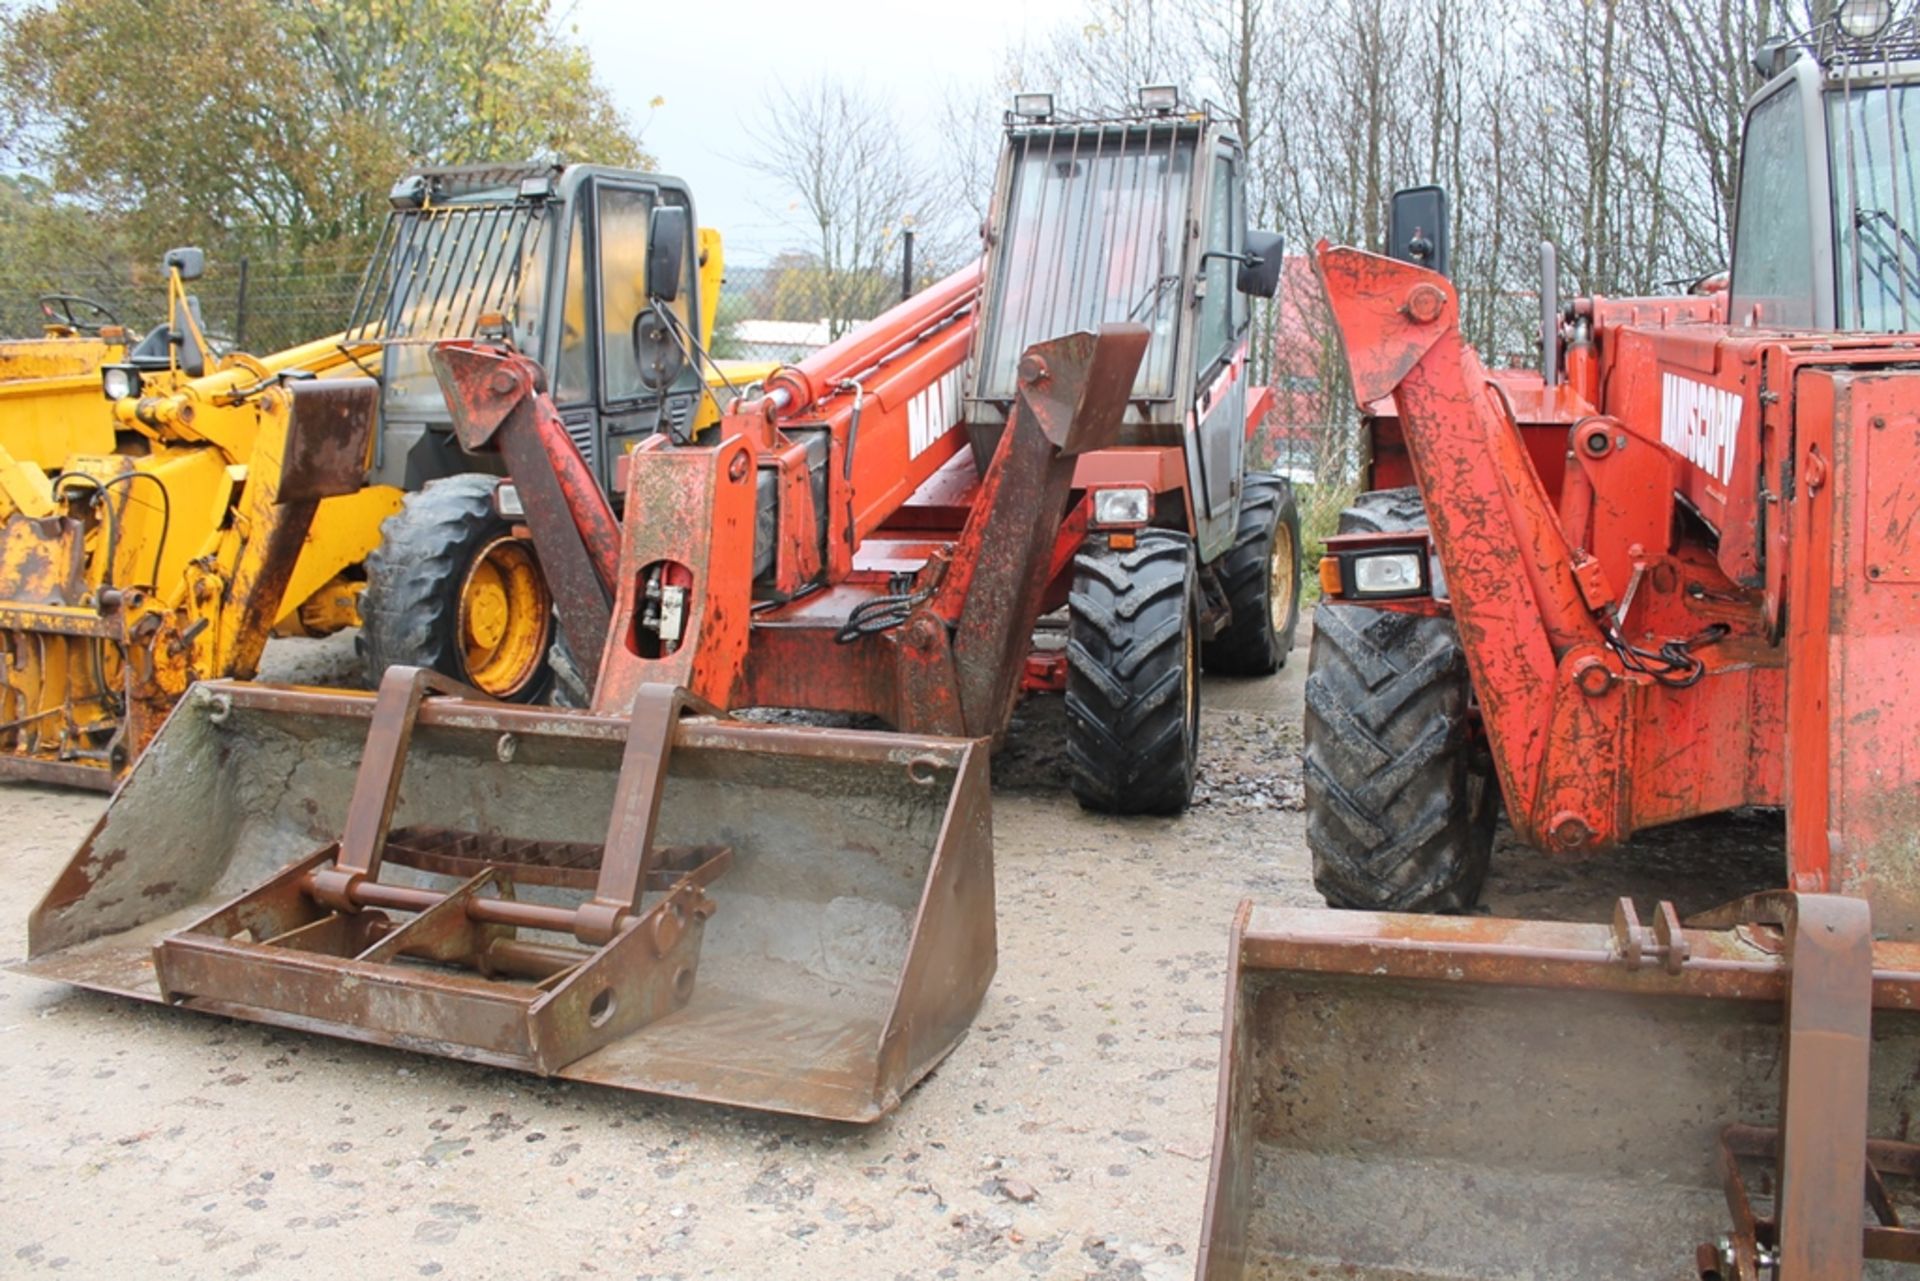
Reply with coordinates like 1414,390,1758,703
0,617,1781,1279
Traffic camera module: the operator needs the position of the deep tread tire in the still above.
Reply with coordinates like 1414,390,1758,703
1066,529,1201,815
1337,485,1427,534
1201,472,1301,675
1304,490,1494,911
362,473,555,703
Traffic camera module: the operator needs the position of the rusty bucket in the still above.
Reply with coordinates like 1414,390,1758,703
1197,896,1920,1280
17,671,994,1122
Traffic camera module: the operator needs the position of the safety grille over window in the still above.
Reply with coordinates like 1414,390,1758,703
977,121,1197,401
345,200,548,345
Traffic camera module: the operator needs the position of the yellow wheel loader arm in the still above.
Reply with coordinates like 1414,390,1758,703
0,330,392,788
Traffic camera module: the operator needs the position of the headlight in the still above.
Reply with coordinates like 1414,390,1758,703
1322,541,1433,600
493,482,524,519
1838,0,1892,39
101,364,139,401
1091,485,1151,528
1352,551,1425,595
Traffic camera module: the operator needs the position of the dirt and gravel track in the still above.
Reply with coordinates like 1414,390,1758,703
0,620,1780,1279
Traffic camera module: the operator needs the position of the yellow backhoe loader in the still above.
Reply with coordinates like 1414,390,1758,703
0,163,744,787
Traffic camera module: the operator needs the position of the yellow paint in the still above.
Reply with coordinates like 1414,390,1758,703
456,535,551,697
0,298,393,781
692,227,731,431
0,443,56,520
0,335,122,381
274,484,406,629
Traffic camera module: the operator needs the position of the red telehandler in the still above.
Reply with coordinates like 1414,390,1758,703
14,88,1297,1120
370,89,1304,816
1200,7,1920,1278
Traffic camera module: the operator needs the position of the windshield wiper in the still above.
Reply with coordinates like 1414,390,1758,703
1128,274,1180,322
1853,207,1920,325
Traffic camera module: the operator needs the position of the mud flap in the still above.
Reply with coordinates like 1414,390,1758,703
1198,896,1920,1280
19,671,994,1123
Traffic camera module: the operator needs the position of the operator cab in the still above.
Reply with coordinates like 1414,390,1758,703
966,88,1283,560
351,163,709,493
1731,0,1920,331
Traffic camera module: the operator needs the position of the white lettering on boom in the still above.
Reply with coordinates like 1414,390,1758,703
1659,372,1743,486
907,367,963,460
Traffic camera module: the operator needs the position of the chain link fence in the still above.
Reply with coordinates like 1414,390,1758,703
0,248,914,364
0,251,372,355
4,247,1311,466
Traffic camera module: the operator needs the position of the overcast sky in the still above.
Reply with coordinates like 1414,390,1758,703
573,0,1082,266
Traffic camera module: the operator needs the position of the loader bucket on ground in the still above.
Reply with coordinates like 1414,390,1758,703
17,674,994,1123
1198,897,1920,1281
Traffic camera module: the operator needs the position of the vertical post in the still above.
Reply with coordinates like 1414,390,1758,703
1539,241,1558,387
233,256,250,351
901,230,915,303
1772,894,1873,1281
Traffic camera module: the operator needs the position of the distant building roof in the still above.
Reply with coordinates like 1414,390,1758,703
727,318,833,361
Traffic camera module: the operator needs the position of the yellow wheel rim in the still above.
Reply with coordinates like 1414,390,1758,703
1269,520,1297,632
1184,608,1200,739
457,536,551,698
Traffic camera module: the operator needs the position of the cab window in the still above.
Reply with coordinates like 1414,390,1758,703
596,186,656,402
1729,86,1817,328
553,207,591,404
1829,81,1920,332
1197,152,1239,368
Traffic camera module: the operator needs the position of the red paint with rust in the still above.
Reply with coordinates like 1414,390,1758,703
1318,242,1920,935
432,309,1151,746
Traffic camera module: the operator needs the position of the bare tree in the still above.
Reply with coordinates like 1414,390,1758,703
989,0,1789,475
744,78,937,337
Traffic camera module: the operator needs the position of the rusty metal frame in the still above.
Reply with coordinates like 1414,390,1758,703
1197,893,1920,1281
1714,1126,1920,1275
151,667,733,1075
22,675,994,1122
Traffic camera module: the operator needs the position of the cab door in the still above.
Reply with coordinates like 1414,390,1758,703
1185,144,1250,562
587,181,703,485
540,178,703,494
541,196,603,487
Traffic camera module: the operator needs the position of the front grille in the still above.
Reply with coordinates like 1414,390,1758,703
563,417,596,472
661,394,693,437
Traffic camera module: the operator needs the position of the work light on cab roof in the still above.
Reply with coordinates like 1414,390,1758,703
1838,0,1894,41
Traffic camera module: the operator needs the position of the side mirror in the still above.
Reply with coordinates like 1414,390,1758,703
163,246,205,283
631,305,687,392
1388,186,1449,278
647,206,688,305
1236,230,1285,298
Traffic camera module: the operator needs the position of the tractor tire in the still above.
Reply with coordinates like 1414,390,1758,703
1201,472,1302,675
362,474,556,703
1303,489,1495,912
1066,529,1201,816
1338,485,1427,534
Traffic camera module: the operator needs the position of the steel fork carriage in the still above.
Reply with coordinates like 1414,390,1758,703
22,664,996,1121
153,668,735,1074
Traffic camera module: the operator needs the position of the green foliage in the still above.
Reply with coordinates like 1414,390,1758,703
0,0,647,266
1295,477,1358,605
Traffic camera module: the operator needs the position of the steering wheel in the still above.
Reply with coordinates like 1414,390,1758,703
37,294,121,335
